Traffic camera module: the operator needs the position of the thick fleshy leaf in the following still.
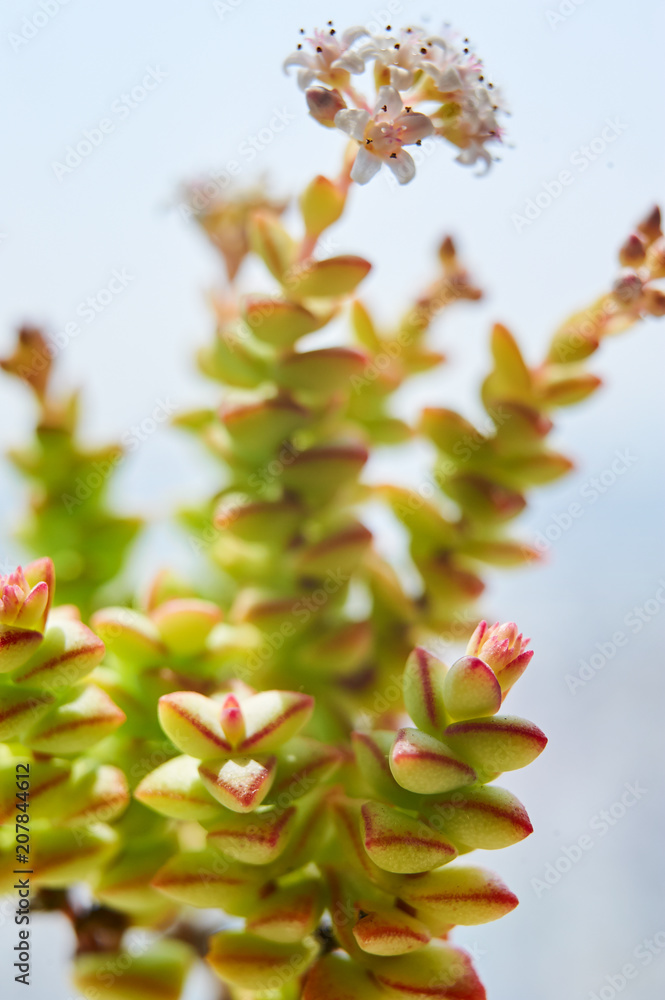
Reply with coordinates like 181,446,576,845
221,397,309,462
370,942,486,999
281,443,368,504
425,786,533,850
59,764,129,827
351,730,421,809
442,656,502,721
158,692,231,759
249,210,295,280
216,495,304,544
72,940,193,1000
135,754,222,821
390,728,477,795
207,931,317,989
399,865,518,925
24,685,125,754
275,347,367,394
361,801,457,874
94,835,178,914
0,684,54,741
246,876,324,942
295,522,372,579
90,607,164,665
300,174,346,236
290,255,371,298
443,715,547,774
12,617,105,689
33,823,119,887
0,758,69,823
403,646,448,738
238,690,314,753
152,847,263,914
206,804,296,864
267,736,342,803
198,755,276,812
353,906,431,955
303,954,385,1000
0,624,44,673
242,296,333,348
151,599,223,656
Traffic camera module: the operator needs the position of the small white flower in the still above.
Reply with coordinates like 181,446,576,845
335,86,434,185
358,27,446,91
284,25,368,91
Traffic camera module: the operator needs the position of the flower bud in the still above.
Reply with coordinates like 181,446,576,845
425,785,533,850
442,655,502,721
443,715,547,773
390,728,477,795
206,803,296,864
306,86,347,127
135,754,221,821
353,906,431,956
0,561,52,632
619,233,647,267
399,865,518,925
198,755,276,812
466,620,534,694
220,693,245,747
361,801,457,874
207,930,318,989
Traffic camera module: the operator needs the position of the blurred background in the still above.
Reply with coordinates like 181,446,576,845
1,0,664,997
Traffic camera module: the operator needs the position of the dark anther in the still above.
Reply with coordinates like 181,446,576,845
390,152,397,158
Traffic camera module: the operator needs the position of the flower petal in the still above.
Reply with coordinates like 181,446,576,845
374,85,403,119
390,65,414,91
396,111,435,144
351,146,382,185
335,108,370,141
386,149,416,185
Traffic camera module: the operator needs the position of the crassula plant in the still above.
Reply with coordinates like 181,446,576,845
1,19,664,1000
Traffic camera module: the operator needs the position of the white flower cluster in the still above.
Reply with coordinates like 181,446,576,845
285,22,505,185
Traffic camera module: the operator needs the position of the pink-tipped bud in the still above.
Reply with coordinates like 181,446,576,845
220,694,245,748
619,233,647,267
306,86,347,127
466,620,534,694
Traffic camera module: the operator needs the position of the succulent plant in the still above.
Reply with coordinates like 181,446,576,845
1,18,663,1000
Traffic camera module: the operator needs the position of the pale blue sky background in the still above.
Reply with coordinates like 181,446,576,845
1,0,665,998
